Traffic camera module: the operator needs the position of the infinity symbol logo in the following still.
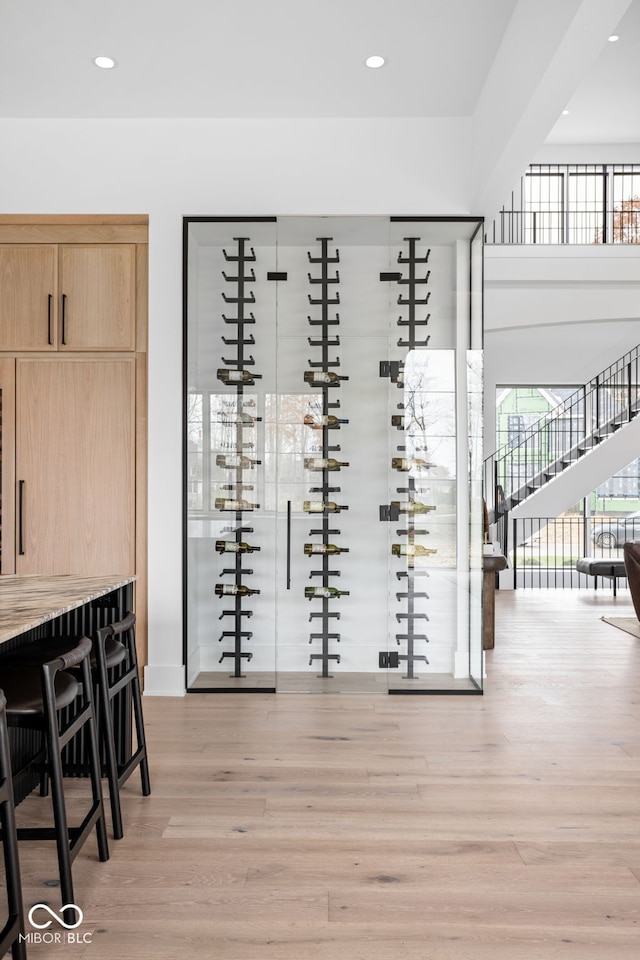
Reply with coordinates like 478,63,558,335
28,903,84,930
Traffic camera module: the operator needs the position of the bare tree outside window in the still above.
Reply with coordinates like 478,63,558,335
613,196,640,243
595,196,640,243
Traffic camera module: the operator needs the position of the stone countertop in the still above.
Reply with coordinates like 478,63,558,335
0,574,135,645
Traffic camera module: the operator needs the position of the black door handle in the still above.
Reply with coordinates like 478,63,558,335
47,294,52,345
18,480,25,555
61,293,67,345
286,500,291,590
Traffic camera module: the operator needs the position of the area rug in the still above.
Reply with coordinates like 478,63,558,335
601,616,640,639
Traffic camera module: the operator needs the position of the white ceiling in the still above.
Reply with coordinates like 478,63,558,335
0,0,638,144
0,0,517,118
545,0,640,144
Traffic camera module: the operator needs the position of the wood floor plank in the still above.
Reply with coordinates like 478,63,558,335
57,922,640,960
516,840,640,867
327,879,640,928
245,856,618,887
80,888,328,921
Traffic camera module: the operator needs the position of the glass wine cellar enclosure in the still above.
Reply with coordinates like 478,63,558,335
184,216,484,694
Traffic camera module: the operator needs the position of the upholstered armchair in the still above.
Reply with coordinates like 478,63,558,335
623,541,640,620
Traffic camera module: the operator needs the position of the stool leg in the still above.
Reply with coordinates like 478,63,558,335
129,662,151,798
41,669,76,925
80,658,109,861
0,811,26,960
95,654,125,840
124,619,151,796
0,704,26,960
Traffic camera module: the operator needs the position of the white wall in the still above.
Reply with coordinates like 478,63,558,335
484,244,640,454
0,117,471,695
534,144,640,164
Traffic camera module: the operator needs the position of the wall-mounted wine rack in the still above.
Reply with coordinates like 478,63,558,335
382,237,435,679
214,236,262,677
303,237,349,677
186,214,485,695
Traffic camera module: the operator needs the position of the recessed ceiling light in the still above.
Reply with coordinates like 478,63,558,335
365,55,385,69
93,56,116,69
562,109,570,115
608,34,620,42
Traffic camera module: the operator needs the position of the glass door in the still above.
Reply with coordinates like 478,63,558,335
184,216,484,694
379,220,484,693
272,218,391,692
184,219,278,691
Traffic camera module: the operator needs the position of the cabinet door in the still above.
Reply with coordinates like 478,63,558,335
0,245,57,350
15,359,135,576
59,245,136,351
0,358,16,574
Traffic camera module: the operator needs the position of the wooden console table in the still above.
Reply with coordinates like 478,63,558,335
483,554,507,650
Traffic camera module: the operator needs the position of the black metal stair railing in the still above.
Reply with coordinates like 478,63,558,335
485,343,640,551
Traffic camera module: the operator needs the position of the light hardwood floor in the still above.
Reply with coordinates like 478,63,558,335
12,588,640,958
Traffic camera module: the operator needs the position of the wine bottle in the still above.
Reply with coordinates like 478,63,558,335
303,501,348,513
216,410,262,426
215,454,262,469
303,457,349,471
391,544,437,558
215,583,260,597
218,412,262,424
303,414,349,429
217,368,262,384
214,498,259,511
304,586,350,599
215,540,260,554
392,457,433,471
303,543,349,555
303,371,348,384
390,501,436,514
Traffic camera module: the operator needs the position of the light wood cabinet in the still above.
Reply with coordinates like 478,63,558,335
0,242,136,352
0,215,148,664
59,245,136,351
0,245,57,351
15,359,135,576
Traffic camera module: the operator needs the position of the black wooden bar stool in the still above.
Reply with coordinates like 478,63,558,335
0,690,26,960
94,612,150,840
0,637,109,925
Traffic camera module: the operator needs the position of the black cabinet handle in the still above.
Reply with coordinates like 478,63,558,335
47,294,52,345
61,293,67,345
18,480,25,555
286,500,291,590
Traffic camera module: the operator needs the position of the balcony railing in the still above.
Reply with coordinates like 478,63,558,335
487,164,640,244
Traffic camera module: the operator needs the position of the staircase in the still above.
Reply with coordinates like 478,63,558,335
485,344,640,538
